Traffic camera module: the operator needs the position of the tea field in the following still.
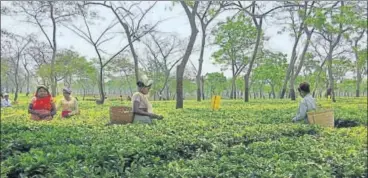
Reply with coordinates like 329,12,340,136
1,96,367,177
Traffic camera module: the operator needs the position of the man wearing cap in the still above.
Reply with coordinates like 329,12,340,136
292,82,316,123
1,93,12,107
57,88,79,118
131,75,164,124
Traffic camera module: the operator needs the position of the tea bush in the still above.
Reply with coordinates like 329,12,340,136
1,96,367,177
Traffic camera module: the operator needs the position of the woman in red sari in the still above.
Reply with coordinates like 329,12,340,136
28,85,56,121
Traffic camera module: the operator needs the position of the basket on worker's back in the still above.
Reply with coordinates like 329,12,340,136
307,109,334,127
109,106,133,124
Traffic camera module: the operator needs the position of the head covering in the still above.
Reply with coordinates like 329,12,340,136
63,88,72,94
36,85,49,92
298,82,310,93
4,93,9,96
137,75,153,88
35,85,51,97
32,85,53,110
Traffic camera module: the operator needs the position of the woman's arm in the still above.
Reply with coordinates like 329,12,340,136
133,101,156,117
50,103,56,116
28,103,40,116
70,99,79,115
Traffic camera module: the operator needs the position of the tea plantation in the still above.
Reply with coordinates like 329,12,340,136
1,96,367,177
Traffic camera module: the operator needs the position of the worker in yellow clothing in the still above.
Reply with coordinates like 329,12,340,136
57,88,80,118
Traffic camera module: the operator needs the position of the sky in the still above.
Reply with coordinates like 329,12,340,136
1,1,306,78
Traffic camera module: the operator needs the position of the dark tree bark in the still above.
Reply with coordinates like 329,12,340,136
176,2,199,109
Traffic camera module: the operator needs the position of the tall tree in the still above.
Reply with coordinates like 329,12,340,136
10,1,80,97
143,33,185,100
205,72,227,97
353,46,368,97
64,5,135,104
25,40,52,86
252,50,288,98
346,1,368,97
194,1,228,101
277,2,318,100
1,30,33,101
314,1,354,102
83,1,160,85
176,1,199,109
105,54,135,96
227,1,314,102
212,14,257,99
278,1,316,100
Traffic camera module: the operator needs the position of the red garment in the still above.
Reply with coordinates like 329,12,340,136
32,94,53,111
62,110,71,118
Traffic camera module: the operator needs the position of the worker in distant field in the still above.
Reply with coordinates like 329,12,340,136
28,85,56,121
1,93,12,107
292,82,316,123
132,76,163,124
57,88,80,118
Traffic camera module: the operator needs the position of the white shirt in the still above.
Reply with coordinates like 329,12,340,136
1,98,11,107
293,94,316,123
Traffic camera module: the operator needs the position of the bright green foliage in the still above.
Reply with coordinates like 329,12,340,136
205,72,227,96
183,79,196,96
0,58,9,81
337,79,356,94
37,49,91,85
1,97,366,177
252,50,288,96
305,2,364,35
212,15,257,72
356,48,368,72
332,57,354,82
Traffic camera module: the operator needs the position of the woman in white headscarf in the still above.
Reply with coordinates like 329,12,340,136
131,77,163,124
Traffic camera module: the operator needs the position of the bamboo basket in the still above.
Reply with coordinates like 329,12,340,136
307,109,334,127
109,106,133,124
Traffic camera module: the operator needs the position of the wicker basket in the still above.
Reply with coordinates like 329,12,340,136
109,106,133,124
307,109,334,127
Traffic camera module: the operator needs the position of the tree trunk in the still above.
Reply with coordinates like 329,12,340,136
196,28,206,102
114,9,140,85
83,88,86,100
355,49,362,98
176,2,199,109
326,50,336,102
97,67,105,104
50,3,57,97
244,74,250,102
280,30,303,99
14,55,20,102
244,18,262,102
231,77,236,99
201,76,205,100
166,85,170,100
289,72,296,101
271,84,276,98
291,30,313,101
24,66,30,97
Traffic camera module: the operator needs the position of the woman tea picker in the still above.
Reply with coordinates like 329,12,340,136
292,82,316,123
28,85,56,121
57,88,80,118
132,76,163,124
